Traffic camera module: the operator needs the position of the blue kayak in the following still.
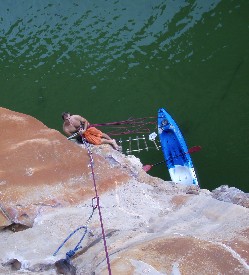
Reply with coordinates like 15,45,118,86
158,108,199,186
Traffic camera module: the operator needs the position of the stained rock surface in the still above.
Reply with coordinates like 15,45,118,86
0,107,131,228
0,107,249,275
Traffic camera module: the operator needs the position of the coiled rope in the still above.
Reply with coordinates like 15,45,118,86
53,198,97,261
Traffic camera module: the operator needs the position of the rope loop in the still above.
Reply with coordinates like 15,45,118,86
53,201,97,260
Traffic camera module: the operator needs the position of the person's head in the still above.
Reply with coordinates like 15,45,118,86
61,112,71,121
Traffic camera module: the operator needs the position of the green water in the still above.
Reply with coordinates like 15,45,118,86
1,0,249,191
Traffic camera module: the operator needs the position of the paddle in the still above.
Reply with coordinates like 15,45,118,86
143,145,202,172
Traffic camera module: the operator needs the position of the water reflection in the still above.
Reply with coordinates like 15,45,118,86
0,0,223,74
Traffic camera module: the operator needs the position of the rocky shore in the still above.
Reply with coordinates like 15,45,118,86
0,107,248,275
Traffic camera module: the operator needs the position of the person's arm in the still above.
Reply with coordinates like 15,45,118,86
63,127,72,137
63,123,72,136
76,115,89,132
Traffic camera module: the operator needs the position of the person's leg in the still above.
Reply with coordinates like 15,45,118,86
101,133,112,140
101,138,120,150
101,133,120,150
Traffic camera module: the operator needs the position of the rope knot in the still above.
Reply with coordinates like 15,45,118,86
66,250,75,259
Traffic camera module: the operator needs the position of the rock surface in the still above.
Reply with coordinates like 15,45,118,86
212,185,249,208
0,107,131,228
0,107,249,275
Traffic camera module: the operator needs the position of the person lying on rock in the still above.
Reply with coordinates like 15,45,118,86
62,112,120,150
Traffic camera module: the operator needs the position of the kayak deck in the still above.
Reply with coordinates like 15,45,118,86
158,108,198,185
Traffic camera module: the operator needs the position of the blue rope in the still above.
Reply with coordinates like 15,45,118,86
53,225,88,260
53,198,97,262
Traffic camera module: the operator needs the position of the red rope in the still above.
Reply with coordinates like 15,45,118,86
82,137,112,275
90,117,157,136
90,116,156,127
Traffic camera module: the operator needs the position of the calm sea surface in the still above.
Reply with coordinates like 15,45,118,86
1,0,249,191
